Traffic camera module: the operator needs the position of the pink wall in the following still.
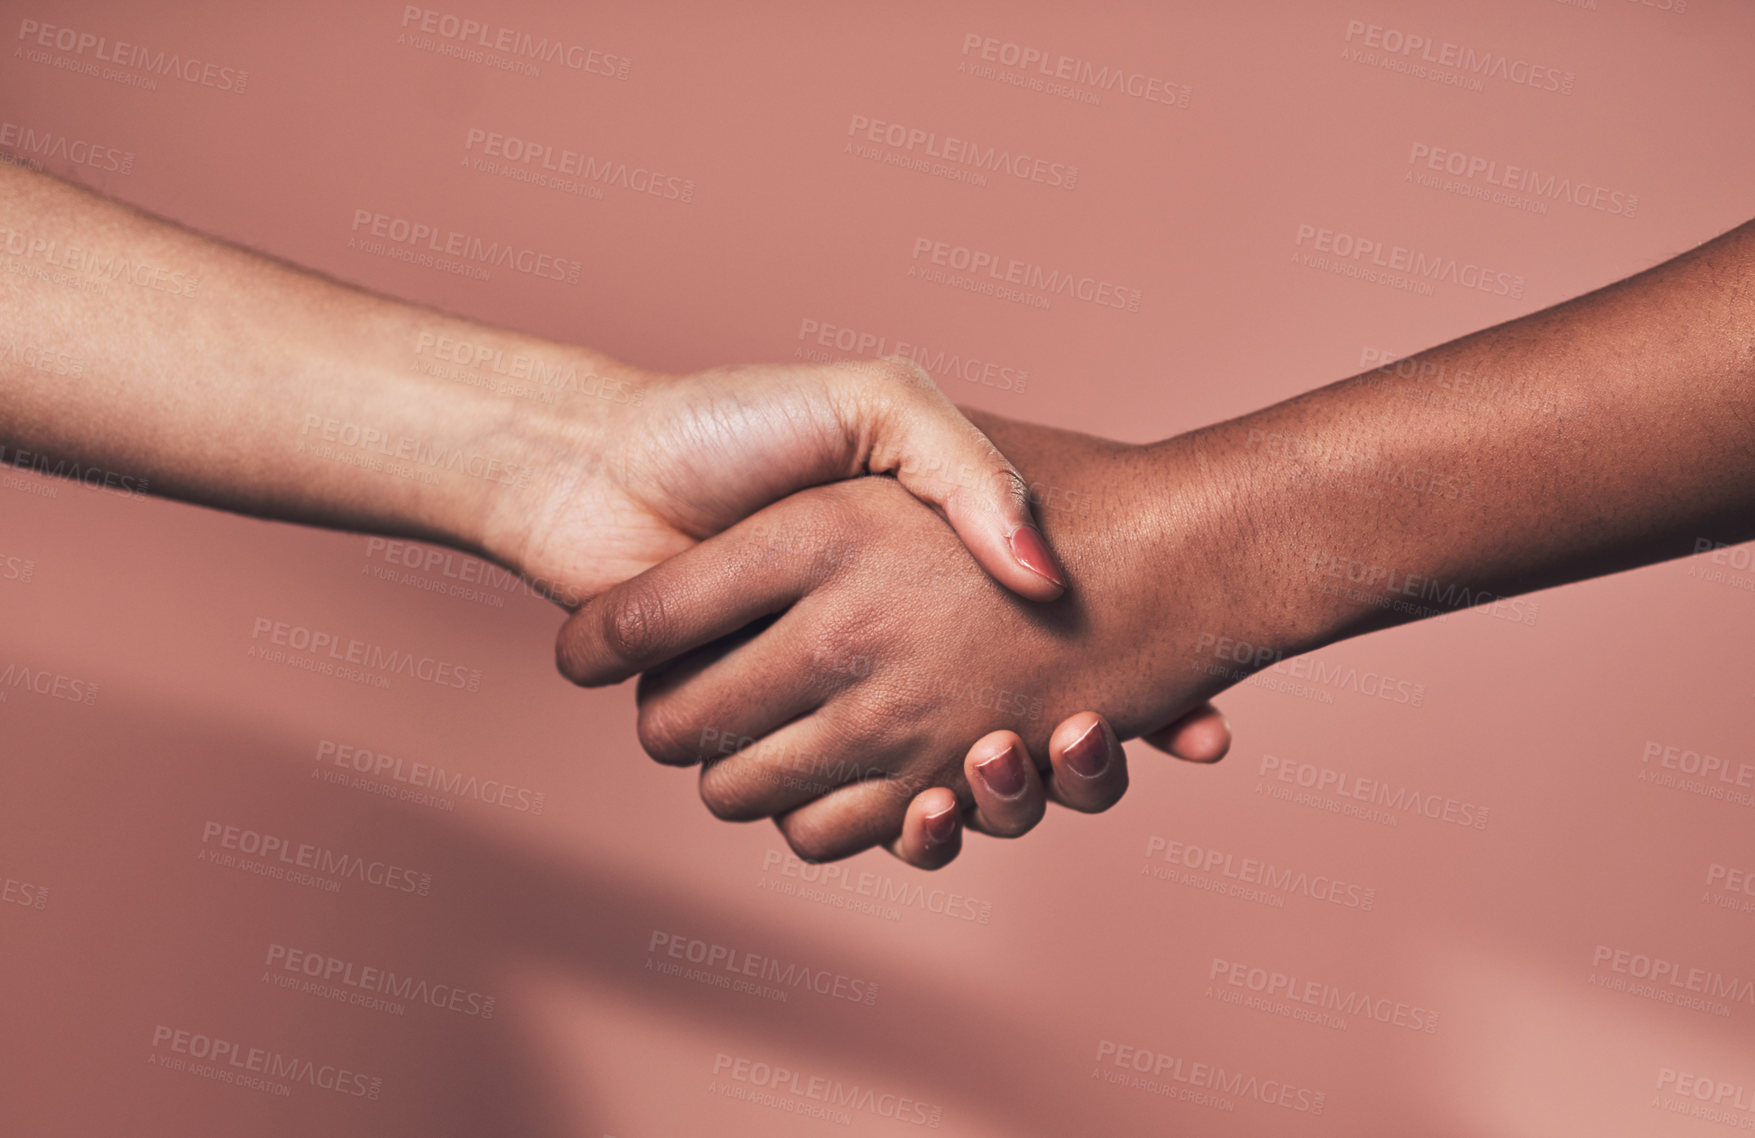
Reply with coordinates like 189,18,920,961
2,1,1752,1134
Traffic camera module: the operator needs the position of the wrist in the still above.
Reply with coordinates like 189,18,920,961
960,416,1211,731
1143,417,1368,669
414,337,656,572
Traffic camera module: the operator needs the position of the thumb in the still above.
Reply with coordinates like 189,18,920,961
850,358,1067,602
1139,702,1232,763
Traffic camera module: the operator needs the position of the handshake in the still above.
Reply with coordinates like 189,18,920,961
10,164,1745,876
474,355,1238,871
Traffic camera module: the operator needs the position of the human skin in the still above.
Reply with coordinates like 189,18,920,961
555,217,1755,867
0,161,1068,603
0,162,1229,863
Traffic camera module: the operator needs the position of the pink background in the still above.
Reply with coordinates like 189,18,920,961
4,1,1754,1134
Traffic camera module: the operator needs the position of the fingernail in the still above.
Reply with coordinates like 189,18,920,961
1008,526,1067,590
923,806,959,846
974,741,1028,799
1063,720,1111,779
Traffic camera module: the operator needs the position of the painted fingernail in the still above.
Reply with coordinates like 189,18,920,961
1063,720,1111,779
923,806,959,846
974,741,1028,799
1008,526,1067,590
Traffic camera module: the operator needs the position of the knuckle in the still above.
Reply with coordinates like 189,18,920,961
600,578,669,665
699,761,770,822
802,626,862,690
870,355,935,394
778,815,848,864
635,699,704,766
991,465,1033,513
554,613,613,685
860,670,929,731
553,623,590,684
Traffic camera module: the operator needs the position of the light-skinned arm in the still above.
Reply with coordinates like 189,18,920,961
0,160,1072,603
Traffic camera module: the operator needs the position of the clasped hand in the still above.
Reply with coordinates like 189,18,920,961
508,364,1231,870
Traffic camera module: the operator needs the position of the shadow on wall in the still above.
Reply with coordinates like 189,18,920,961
3,682,1175,1138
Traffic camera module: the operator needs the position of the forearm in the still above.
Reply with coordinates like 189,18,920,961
964,219,1753,725
0,163,637,552
1194,218,1755,655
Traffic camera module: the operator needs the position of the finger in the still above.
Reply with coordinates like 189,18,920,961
695,706,890,822
1140,702,1232,763
962,731,1047,838
773,776,939,865
883,787,966,870
839,358,1067,602
633,610,835,767
1044,713,1130,814
553,510,823,687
